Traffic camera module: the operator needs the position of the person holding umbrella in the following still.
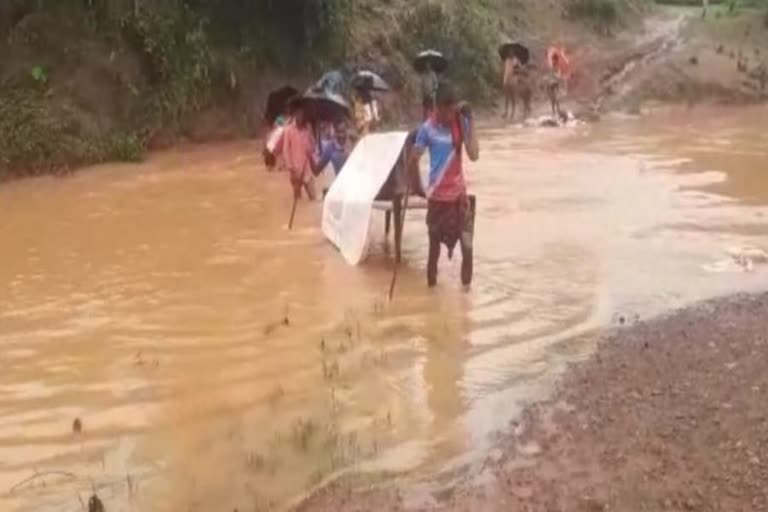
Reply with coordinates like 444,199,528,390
314,120,350,178
546,45,572,121
281,97,318,201
262,86,298,170
414,50,448,119
421,63,438,119
351,70,390,137
279,84,351,228
499,42,532,121
409,82,479,288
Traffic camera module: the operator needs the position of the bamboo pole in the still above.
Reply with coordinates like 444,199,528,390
388,149,411,301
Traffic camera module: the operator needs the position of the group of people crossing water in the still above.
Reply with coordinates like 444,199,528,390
264,43,571,289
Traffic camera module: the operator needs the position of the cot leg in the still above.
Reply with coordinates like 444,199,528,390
385,211,392,237
393,196,403,264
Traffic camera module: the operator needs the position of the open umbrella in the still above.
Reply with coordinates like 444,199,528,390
310,69,346,97
301,88,351,123
498,42,530,64
286,89,350,230
351,70,390,92
413,50,448,74
265,86,299,125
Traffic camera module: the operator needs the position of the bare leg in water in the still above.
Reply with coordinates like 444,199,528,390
460,195,475,287
427,196,475,288
427,235,473,287
427,232,441,287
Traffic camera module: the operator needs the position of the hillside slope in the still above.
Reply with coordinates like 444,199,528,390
0,0,698,179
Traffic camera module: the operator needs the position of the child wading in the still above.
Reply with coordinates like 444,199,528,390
410,83,480,288
281,99,317,200
546,45,571,120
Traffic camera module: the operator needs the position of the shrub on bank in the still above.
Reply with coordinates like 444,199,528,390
0,87,146,179
566,0,619,35
398,1,498,101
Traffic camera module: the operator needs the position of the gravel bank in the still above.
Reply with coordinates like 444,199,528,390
297,293,768,511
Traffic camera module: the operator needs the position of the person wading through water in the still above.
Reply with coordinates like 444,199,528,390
410,82,480,288
502,54,532,121
421,62,439,120
546,46,571,121
353,88,379,137
281,98,317,200
312,120,351,197
315,120,350,178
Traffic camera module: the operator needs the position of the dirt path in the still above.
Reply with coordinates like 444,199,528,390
591,6,768,112
591,11,691,112
297,293,768,511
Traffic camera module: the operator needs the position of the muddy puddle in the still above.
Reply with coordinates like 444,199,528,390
1,105,767,511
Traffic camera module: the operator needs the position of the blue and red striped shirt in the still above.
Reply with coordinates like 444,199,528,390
414,114,471,202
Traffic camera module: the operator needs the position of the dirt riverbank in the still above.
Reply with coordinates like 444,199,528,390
593,6,768,114
298,293,768,511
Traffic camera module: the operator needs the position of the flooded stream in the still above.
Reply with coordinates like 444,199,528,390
2,105,767,511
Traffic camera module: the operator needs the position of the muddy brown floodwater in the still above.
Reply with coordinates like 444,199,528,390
1,105,768,512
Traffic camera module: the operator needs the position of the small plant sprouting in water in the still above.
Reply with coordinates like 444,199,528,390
291,418,317,452
322,360,340,381
88,494,105,512
264,306,292,335
30,65,48,85
246,451,266,471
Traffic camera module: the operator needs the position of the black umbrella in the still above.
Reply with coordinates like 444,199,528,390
286,88,350,231
265,86,299,125
498,42,530,64
301,88,351,123
413,50,448,74
351,70,390,92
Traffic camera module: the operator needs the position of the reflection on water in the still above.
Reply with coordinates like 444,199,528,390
1,105,768,511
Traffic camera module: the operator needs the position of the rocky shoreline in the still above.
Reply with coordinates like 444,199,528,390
297,293,768,511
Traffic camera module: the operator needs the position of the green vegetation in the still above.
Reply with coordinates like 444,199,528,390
654,0,724,5
398,1,498,101
0,0,662,178
566,0,620,35
0,0,359,178
654,0,766,12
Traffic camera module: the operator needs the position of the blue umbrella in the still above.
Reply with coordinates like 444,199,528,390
310,70,346,97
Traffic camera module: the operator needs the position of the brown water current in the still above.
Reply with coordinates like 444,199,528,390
1,105,767,511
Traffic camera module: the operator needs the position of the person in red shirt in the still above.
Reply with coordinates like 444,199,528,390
409,82,479,288
546,46,572,121
281,99,317,200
